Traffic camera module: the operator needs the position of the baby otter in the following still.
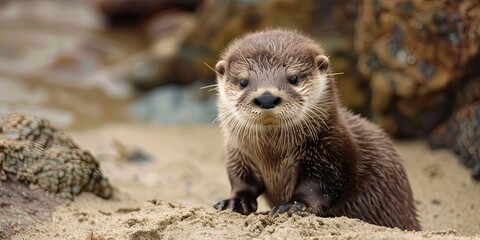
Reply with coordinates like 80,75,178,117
212,29,420,231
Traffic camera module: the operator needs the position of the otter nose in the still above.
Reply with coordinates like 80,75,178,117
253,92,281,109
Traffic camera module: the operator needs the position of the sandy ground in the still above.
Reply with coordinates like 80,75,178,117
9,124,480,240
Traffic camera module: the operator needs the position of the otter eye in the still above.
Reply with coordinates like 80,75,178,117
239,79,248,89
288,75,299,85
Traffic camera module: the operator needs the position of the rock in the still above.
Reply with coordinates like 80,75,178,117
0,113,113,199
428,101,480,181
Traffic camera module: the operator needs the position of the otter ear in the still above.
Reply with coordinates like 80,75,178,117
314,55,330,73
215,60,226,76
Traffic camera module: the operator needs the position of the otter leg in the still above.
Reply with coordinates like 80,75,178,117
270,181,331,217
270,202,309,217
213,191,258,215
270,143,357,217
213,149,265,215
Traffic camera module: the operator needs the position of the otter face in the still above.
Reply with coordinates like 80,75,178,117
215,30,332,129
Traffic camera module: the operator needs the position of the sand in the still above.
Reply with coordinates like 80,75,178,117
7,124,480,240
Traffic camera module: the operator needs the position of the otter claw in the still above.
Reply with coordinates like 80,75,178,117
213,198,257,215
269,202,309,217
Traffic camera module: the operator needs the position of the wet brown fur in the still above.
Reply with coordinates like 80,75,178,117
214,29,420,231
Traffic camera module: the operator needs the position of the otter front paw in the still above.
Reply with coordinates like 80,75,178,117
213,198,257,215
269,202,309,217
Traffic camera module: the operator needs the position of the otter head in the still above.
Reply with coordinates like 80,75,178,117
216,30,333,131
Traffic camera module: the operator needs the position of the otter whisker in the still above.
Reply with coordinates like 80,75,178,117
302,105,325,138
220,111,238,132
302,111,317,137
199,84,218,90
308,105,330,130
285,116,297,146
316,57,329,71
204,62,221,75
324,72,344,76
212,115,222,124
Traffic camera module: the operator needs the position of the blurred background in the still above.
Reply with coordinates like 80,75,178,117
0,0,478,179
